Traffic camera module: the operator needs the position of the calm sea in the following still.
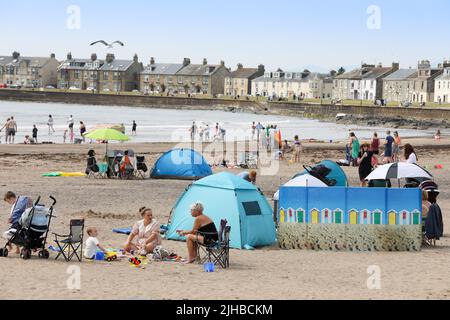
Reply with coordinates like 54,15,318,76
0,100,438,144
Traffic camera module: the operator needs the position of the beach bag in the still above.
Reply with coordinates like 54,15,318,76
152,246,170,260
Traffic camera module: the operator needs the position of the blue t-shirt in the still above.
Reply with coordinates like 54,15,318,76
385,136,394,150
10,196,31,225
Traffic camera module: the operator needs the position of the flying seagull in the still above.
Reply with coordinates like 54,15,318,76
90,40,125,48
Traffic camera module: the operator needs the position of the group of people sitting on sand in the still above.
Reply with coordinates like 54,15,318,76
85,202,217,264
2,189,218,264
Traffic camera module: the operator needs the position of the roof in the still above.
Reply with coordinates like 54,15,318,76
383,69,418,81
229,68,260,79
335,68,372,80
362,67,394,79
176,64,221,76
252,72,330,83
194,172,256,190
141,63,184,75
436,69,450,80
100,59,135,72
0,56,54,68
57,59,102,70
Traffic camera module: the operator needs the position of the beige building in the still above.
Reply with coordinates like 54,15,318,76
58,52,104,90
224,64,265,96
99,53,143,92
382,60,445,103
383,69,418,103
251,70,332,99
174,58,230,96
434,65,450,103
0,51,59,88
140,57,186,94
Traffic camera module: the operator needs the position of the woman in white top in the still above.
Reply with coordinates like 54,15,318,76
404,144,418,164
47,115,55,135
124,207,161,256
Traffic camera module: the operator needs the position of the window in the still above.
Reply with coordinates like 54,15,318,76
242,201,262,216
103,72,109,81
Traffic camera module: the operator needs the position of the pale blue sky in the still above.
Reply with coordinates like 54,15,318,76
2,0,450,72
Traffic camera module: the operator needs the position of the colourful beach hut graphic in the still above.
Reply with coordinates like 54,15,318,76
388,210,397,225
349,209,359,225
398,210,410,225
279,208,286,224
359,209,372,225
372,210,383,225
296,209,306,224
411,210,421,225
333,209,344,224
310,208,320,224
287,208,296,223
321,208,332,224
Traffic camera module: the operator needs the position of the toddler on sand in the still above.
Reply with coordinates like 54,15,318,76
84,227,107,260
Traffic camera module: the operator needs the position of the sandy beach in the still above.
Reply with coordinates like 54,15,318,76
0,137,449,300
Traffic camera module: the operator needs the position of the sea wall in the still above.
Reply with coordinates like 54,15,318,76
1,89,450,123
0,89,258,112
268,101,450,122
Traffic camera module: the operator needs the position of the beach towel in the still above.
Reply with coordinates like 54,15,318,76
42,172,62,177
113,228,132,235
113,225,170,236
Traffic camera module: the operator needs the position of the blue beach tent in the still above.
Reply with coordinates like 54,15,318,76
294,160,348,187
166,172,277,249
151,148,212,180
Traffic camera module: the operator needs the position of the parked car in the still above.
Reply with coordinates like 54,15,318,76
86,87,96,91
69,86,81,91
45,85,56,89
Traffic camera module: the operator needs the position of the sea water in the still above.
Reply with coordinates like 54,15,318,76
0,100,438,144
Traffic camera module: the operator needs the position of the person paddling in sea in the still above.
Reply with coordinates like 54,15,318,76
132,121,137,136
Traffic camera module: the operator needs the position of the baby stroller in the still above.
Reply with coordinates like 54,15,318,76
0,196,56,260
303,165,337,187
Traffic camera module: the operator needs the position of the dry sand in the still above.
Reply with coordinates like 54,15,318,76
0,137,449,300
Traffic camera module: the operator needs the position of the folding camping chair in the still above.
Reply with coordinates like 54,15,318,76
53,219,85,262
197,220,231,269
135,156,148,179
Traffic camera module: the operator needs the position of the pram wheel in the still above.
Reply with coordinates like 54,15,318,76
38,250,50,259
0,248,8,257
20,248,31,260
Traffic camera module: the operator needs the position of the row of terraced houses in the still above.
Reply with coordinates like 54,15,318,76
1,51,450,104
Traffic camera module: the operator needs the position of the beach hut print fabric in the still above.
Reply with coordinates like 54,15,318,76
359,209,371,225
321,209,332,224
333,209,343,224
372,210,383,225
277,187,422,226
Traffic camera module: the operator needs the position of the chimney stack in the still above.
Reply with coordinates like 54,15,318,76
392,62,400,71
67,52,73,60
203,58,208,65
237,63,243,69
106,53,115,63
183,58,191,67
12,51,20,60
91,53,97,61
220,60,225,67
150,57,155,65
258,64,265,73
133,54,139,63
50,53,56,59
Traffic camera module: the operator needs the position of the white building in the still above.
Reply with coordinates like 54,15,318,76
332,63,398,101
251,70,332,99
435,67,450,103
